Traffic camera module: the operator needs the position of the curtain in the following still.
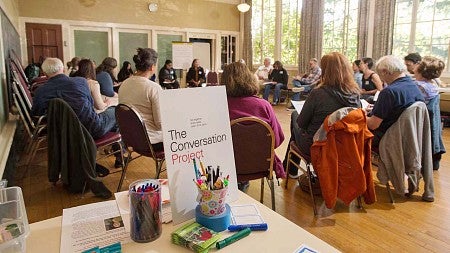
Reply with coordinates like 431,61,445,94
371,0,395,60
357,0,369,59
298,0,324,73
242,0,253,70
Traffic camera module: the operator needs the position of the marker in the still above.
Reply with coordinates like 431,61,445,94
216,228,251,249
228,223,268,232
199,160,206,176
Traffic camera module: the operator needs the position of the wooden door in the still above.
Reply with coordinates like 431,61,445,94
25,23,63,64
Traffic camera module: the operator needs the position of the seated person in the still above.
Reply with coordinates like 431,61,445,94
292,58,322,101
414,56,446,170
366,55,424,148
353,60,363,88
119,48,164,152
158,59,180,89
359,57,383,103
74,59,115,113
263,60,288,105
117,61,133,82
96,57,119,96
32,58,120,197
186,59,206,87
286,52,361,178
254,57,273,84
404,52,422,75
223,62,285,191
68,57,80,77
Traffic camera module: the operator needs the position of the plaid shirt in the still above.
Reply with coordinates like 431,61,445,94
301,66,322,85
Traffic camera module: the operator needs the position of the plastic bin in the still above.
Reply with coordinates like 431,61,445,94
0,187,29,253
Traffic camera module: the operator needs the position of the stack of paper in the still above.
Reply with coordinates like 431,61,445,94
171,222,221,253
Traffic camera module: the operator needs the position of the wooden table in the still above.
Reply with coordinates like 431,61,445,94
26,193,339,252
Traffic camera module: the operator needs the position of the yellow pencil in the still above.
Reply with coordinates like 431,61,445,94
199,160,206,176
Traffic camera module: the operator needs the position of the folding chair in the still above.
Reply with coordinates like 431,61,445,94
230,116,276,211
115,103,166,191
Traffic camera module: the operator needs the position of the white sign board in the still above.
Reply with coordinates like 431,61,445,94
160,86,238,224
172,42,193,70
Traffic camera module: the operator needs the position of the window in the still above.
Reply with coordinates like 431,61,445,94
322,0,359,61
252,0,276,64
393,0,450,71
252,0,302,66
281,0,302,65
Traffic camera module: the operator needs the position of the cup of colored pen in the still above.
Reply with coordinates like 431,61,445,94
129,179,162,243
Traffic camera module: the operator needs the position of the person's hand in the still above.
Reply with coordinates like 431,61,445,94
302,73,308,78
364,104,373,114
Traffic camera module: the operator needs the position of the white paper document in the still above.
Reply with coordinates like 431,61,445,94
230,204,265,225
60,200,131,253
291,100,306,114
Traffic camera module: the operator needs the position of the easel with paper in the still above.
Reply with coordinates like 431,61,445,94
160,86,239,224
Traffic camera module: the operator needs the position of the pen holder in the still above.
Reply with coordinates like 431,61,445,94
197,187,228,216
129,179,162,243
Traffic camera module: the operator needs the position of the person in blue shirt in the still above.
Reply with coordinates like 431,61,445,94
366,55,424,148
96,57,119,96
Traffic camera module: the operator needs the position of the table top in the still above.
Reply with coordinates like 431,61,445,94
27,193,339,253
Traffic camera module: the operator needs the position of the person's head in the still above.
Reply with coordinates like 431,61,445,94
353,60,361,73
191,59,200,68
414,56,445,81
70,57,80,69
404,53,422,74
133,48,158,72
375,55,407,84
309,58,318,68
164,59,173,69
222,62,258,97
359,57,374,71
41,57,64,77
75,59,96,80
121,61,131,69
319,52,359,94
263,57,271,67
97,57,117,73
273,61,283,70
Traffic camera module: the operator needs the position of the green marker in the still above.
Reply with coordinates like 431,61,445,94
216,227,251,249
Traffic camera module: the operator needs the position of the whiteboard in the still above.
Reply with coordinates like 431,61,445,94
172,42,193,70
193,42,211,71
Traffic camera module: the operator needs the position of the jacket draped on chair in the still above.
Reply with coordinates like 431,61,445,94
311,107,376,209
377,102,434,198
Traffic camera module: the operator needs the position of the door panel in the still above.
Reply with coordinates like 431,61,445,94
26,23,63,64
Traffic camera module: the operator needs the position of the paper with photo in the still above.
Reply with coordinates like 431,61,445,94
60,200,131,253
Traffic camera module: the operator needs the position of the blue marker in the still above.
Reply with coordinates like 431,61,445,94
228,223,268,232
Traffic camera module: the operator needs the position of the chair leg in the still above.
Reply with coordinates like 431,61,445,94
155,159,165,179
117,150,131,192
269,178,275,211
260,178,264,204
386,183,395,204
357,196,362,209
306,164,318,216
285,151,291,189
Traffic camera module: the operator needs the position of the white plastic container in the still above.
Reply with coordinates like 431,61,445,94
0,187,29,253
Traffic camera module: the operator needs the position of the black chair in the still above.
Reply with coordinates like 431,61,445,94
115,103,166,191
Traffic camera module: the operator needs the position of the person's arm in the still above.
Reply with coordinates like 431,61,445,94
199,67,206,83
89,80,108,111
301,68,321,85
150,86,162,130
366,115,383,130
97,72,115,97
297,90,317,129
186,68,194,86
282,68,288,85
173,69,177,82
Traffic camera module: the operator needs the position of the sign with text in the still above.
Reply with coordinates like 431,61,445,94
160,86,238,224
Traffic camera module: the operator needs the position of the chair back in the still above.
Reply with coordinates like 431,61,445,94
230,116,275,181
10,61,33,105
12,80,37,137
115,103,158,159
206,71,219,86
